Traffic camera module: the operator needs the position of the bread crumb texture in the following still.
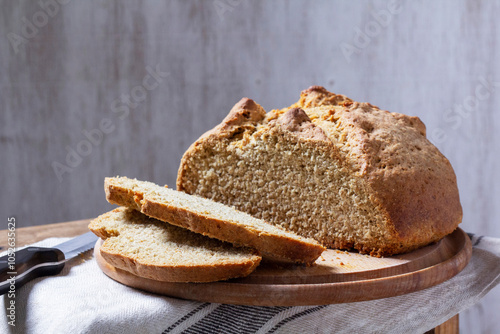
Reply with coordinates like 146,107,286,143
177,86,462,256
89,207,261,282
104,177,325,264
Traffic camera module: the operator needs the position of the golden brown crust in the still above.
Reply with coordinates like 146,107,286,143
99,247,260,283
195,97,267,142
295,88,462,249
222,97,267,127
141,200,323,264
273,108,330,141
104,183,141,211
296,85,354,108
105,178,325,264
176,98,267,189
89,208,262,283
176,86,462,256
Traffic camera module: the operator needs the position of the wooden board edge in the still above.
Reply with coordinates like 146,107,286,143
93,228,472,306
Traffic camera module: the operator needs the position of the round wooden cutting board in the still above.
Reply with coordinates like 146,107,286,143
94,228,472,306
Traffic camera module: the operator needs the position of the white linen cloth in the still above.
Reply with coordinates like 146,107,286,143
1,234,499,334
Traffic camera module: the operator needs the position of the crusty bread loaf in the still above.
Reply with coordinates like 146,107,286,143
89,207,262,282
177,86,462,256
104,176,325,264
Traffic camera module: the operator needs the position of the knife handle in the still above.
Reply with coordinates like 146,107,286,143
0,247,65,295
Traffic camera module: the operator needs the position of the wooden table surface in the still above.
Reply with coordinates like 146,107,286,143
0,219,91,251
0,219,459,333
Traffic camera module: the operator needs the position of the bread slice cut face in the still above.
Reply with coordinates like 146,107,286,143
89,207,262,282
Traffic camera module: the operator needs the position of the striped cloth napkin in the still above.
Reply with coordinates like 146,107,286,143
1,234,499,334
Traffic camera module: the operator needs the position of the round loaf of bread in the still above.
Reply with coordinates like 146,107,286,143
177,86,462,256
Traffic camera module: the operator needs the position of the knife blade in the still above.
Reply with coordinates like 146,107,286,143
0,231,98,295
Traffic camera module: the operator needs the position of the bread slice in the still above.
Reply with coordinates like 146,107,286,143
89,207,262,282
176,86,462,256
104,176,325,264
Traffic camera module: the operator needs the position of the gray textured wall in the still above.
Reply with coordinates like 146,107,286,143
1,1,499,331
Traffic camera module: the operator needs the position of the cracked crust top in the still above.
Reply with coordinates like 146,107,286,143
290,87,462,242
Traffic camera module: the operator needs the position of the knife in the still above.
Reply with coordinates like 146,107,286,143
0,231,98,295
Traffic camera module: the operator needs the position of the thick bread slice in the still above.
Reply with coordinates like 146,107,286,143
104,177,325,264
89,207,262,282
176,86,462,256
